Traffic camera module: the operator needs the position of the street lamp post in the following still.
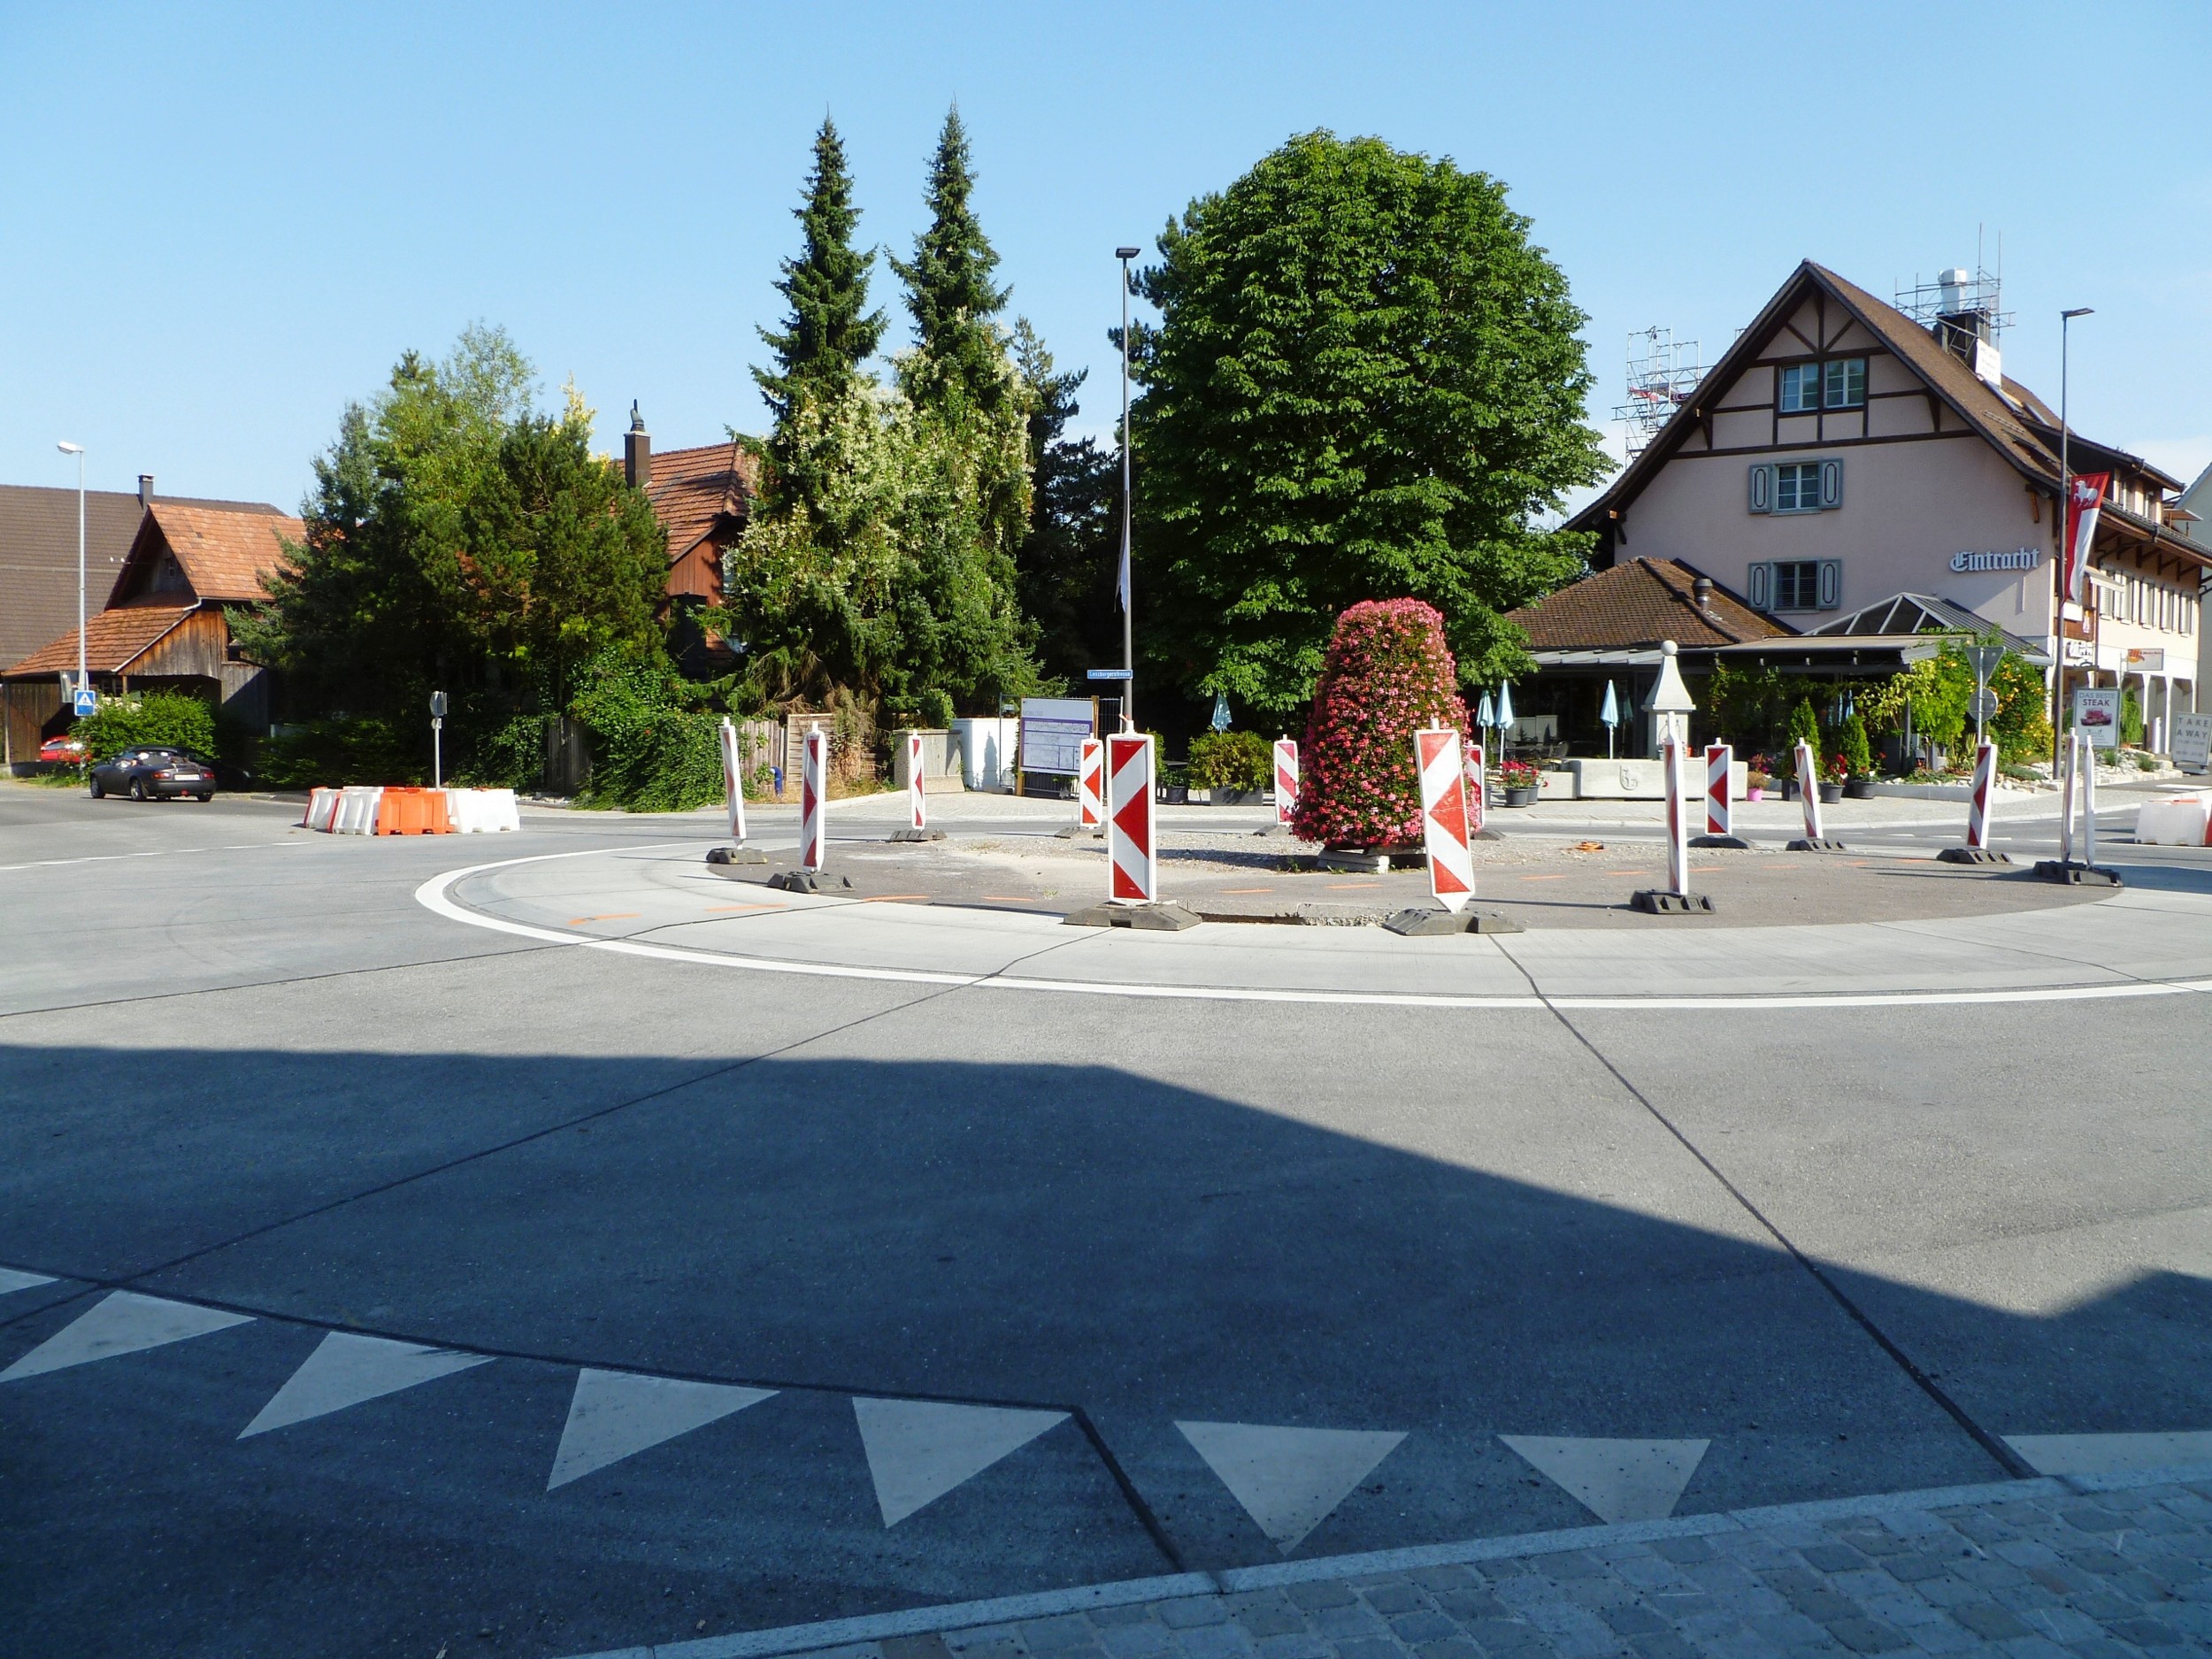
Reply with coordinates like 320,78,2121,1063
56,442,86,712
2054,307,2093,777
1117,245,1141,732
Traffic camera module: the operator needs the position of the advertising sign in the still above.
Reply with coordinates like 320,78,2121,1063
2172,711,2212,774
1018,696,1094,776
2072,687,2121,749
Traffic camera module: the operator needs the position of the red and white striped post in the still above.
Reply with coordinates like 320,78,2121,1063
1964,741,1996,852
1106,732,1157,903
1703,742,1732,839
906,732,927,833
1416,727,1475,912
1793,740,1824,841
1272,738,1299,827
2057,732,2078,865
1463,741,1486,839
1663,736,1691,897
720,717,748,843
1078,737,1104,830
2080,731,2098,867
799,728,827,872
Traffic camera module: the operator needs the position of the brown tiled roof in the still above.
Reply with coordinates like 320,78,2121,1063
645,441,757,565
134,503,303,603
5,605,196,678
1509,558,1793,651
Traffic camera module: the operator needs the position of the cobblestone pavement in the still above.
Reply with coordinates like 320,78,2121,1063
638,1474,2212,1659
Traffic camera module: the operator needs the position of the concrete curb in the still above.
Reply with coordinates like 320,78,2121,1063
549,1465,2212,1659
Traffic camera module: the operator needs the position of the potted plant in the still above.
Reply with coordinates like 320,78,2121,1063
1745,753,1769,802
1501,759,1540,807
1819,751,1847,804
1839,711,1877,798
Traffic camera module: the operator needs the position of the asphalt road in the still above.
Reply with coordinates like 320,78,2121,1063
2,780,2208,1659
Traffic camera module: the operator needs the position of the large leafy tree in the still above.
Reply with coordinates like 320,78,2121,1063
1011,319,1119,682
235,327,666,718
891,107,1013,422
1129,130,1611,714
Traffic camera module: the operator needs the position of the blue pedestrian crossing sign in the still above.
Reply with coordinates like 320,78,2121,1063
72,685,98,717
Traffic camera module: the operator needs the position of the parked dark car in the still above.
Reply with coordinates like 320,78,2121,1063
87,747,217,802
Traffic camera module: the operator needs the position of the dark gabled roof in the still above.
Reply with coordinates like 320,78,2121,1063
1568,261,2179,534
645,440,757,565
1508,557,1794,651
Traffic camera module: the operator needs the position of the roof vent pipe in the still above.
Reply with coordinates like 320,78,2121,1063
623,403,650,490
138,474,154,509
1692,574,1714,610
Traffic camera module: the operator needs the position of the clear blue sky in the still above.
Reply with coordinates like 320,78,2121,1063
4,1,2207,511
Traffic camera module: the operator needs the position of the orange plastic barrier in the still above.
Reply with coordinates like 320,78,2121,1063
373,787,454,835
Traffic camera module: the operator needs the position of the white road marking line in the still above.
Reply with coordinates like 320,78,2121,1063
852,1396,1068,1527
0,1267,58,1296
240,1331,491,1438
2005,1430,2212,1479
414,855,2212,1012
1179,1419,1407,1554
0,841,303,872
0,1292,252,1382
1500,1434,1710,1525
549,1370,776,1490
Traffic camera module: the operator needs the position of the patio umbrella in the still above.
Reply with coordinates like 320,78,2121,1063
1496,681,1516,733
1601,680,1619,758
1476,692,1494,730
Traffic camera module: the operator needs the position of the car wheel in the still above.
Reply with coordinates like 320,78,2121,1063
194,793,212,803
88,775,104,799
129,778,147,801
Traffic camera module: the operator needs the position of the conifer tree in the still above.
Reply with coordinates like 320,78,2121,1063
754,117,885,509
892,106,1011,419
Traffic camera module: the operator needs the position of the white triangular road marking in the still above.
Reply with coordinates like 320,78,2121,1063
1178,1419,1406,1554
0,1292,252,1382
2007,1431,2212,1478
549,1369,777,1489
1501,1435,1709,1524
240,1331,490,1438
852,1397,1067,1527
0,1268,57,1297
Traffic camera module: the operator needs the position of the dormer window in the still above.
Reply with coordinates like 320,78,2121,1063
1778,357,1866,413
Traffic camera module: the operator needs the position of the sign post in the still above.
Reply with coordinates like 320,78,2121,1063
1463,741,1486,841
1064,732,1199,928
889,731,946,841
1632,736,1717,913
1079,736,1105,829
1272,738,1298,829
429,690,447,789
1964,644,2004,749
1385,728,1521,934
1939,741,2008,864
1786,739,1843,852
799,729,826,872
1691,742,1746,849
2034,731,2120,886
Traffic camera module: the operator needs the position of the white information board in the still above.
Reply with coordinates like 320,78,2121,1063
1018,697,1095,776
2172,710,2212,773
2071,687,2121,749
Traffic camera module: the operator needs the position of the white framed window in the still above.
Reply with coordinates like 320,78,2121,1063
1779,364,1821,413
1747,559,1843,612
1748,459,1842,514
1823,357,1867,409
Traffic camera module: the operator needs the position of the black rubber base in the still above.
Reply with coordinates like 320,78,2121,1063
704,845,769,866
888,827,946,842
1382,907,1525,935
1631,888,1717,915
1937,847,2013,865
1062,901,1202,931
1786,837,1850,853
766,869,853,894
1689,834,1749,850
2031,860,2124,887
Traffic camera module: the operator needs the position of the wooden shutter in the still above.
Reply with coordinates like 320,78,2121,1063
1747,561,1771,610
1747,465,1772,513
1817,560,1842,610
1819,458,1843,509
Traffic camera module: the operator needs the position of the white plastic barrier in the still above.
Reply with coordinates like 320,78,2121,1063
302,787,342,832
443,787,521,833
2135,793,2211,848
331,786,384,834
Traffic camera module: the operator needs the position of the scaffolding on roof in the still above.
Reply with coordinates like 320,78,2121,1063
1614,327,1702,459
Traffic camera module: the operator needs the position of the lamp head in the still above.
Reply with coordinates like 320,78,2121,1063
2062,307,2094,319
1115,246,1141,260
57,441,83,454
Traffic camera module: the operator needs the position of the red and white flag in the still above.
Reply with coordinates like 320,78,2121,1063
2064,472,2108,608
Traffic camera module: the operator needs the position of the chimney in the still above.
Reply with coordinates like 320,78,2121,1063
138,474,155,510
1692,574,1714,611
624,402,650,489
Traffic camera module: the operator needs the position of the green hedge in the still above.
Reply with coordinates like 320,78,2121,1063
71,691,218,762
1187,730,1272,792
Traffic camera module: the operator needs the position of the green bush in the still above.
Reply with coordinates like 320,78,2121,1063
1839,710,1873,778
1187,729,1272,792
918,687,956,729
257,717,426,787
71,691,218,762
465,711,555,791
2121,688,2145,749
1786,696,1821,762
568,653,724,811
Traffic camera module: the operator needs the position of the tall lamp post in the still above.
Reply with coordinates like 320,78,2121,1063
56,442,86,713
1116,244,1141,731
2055,307,2093,776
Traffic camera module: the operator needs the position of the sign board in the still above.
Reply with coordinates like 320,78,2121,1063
2172,710,2212,773
1085,668,1132,680
1964,644,2004,681
1970,688,2000,722
429,690,449,718
1414,728,1474,912
1018,696,1094,776
72,685,98,717
2124,648,2165,672
1105,733,1156,903
2071,687,2121,749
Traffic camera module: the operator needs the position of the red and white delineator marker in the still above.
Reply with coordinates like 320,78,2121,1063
1078,736,1105,830
1703,743,1732,838
799,728,827,872
1663,736,1691,897
720,717,748,843
2078,731,2098,867
1964,741,1996,852
906,731,927,832
1415,727,1476,912
1272,738,1299,827
2057,733,2078,865
1793,740,1824,841
1463,741,1486,839
1106,733,1157,902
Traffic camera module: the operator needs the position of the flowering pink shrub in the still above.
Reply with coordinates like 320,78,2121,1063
1291,599,1468,847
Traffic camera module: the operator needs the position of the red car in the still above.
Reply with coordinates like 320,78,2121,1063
39,734,87,764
